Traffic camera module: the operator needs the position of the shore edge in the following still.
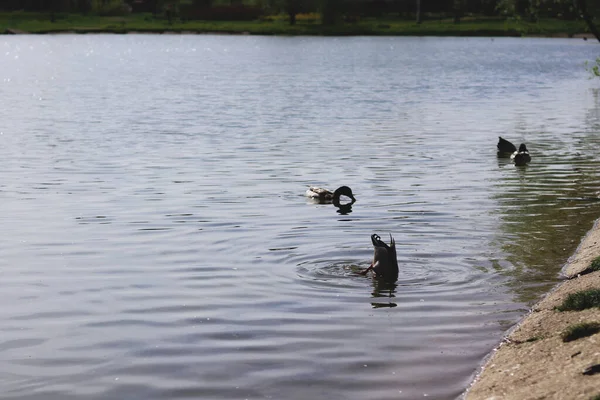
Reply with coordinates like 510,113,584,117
465,219,600,399
1,27,597,38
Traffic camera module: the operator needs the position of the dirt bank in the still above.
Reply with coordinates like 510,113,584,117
465,220,600,400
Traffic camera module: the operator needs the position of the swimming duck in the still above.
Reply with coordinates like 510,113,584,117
497,137,531,165
359,233,398,282
305,186,356,204
511,143,531,166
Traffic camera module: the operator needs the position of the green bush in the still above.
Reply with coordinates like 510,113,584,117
590,256,600,271
557,289,600,311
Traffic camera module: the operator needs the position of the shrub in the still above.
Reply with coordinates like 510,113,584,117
557,289,600,311
576,255,600,276
589,256,600,272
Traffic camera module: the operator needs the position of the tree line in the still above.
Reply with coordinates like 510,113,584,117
1,0,598,37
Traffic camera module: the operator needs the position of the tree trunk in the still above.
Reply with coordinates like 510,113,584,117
575,0,600,43
416,0,421,24
289,12,296,25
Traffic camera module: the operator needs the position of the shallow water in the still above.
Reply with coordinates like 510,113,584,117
1,35,600,400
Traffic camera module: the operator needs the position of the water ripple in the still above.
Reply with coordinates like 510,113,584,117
0,35,599,400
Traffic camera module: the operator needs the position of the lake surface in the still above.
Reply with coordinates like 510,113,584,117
1,35,600,400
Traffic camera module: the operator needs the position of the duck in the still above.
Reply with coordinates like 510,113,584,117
511,143,531,166
359,233,398,282
497,137,531,165
305,186,356,204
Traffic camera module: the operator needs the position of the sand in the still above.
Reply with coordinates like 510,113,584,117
465,220,600,399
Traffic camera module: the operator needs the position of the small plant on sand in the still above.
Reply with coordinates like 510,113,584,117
557,289,600,311
577,256,600,276
589,256,600,272
561,322,600,342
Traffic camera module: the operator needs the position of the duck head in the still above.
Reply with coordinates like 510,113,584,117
332,186,356,204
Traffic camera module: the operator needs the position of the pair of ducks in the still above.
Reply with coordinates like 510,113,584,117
497,137,531,166
305,186,399,282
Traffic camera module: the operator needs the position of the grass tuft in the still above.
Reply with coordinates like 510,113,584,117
557,289,600,311
589,256,600,272
561,322,600,342
576,256,600,276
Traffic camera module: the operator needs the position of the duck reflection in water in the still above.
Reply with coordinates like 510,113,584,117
359,234,399,283
370,279,398,309
333,197,354,215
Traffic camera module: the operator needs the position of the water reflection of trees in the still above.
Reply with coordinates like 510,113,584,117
586,89,600,132
493,127,600,304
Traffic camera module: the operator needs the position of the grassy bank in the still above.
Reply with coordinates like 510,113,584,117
0,12,591,36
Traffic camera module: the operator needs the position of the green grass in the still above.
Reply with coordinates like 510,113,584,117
557,289,600,312
0,12,591,36
578,256,600,276
589,256,600,272
561,322,600,342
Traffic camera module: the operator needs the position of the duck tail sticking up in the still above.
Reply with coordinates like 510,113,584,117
361,233,399,282
388,233,397,260
497,136,517,155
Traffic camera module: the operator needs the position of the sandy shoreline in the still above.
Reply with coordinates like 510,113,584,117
465,219,600,399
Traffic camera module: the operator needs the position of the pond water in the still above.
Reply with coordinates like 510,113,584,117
1,34,600,400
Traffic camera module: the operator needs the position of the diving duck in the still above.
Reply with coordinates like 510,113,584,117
497,137,531,166
305,186,356,204
359,233,398,282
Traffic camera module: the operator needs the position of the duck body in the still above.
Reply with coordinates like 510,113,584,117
497,137,531,165
360,233,399,282
511,143,531,166
305,186,356,204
